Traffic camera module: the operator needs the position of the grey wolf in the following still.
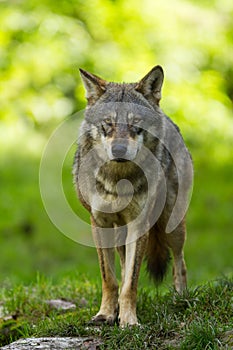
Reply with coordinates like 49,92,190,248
73,66,192,326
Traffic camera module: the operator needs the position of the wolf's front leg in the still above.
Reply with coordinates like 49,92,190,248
118,233,148,326
91,219,118,325
93,247,118,325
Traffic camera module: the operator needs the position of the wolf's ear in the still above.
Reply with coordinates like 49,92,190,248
79,69,106,105
135,65,164,106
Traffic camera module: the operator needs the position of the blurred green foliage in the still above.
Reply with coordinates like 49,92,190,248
0,0,232,285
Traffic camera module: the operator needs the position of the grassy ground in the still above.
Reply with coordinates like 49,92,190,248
0,275,232,349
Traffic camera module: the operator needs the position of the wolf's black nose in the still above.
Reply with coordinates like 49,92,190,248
112,144,127,158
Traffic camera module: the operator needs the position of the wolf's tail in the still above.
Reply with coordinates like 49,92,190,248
145,224,170,283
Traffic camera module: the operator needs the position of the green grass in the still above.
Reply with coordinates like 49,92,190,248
0,275,232,348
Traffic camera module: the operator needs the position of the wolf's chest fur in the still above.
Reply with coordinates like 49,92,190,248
95,160,148,197
92,160,148,227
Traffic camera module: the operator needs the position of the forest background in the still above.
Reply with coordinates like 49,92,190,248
0,0,232,288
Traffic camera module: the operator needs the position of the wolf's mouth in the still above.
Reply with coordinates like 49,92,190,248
111,158,129,163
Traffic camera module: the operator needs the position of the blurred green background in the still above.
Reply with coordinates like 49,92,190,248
0,0,232,287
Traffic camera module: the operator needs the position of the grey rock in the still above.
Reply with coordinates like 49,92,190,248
45,299,76,310
1,337,102,350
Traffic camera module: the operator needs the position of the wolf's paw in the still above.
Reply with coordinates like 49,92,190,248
89,313,117,326
119,320,140,328
118,313,138,327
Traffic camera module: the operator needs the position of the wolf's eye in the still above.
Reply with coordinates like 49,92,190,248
133,118,140,124
104,118,112,125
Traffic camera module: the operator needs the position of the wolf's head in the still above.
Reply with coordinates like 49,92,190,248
79,66,164,162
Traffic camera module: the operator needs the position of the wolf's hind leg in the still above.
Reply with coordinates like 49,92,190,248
167,220,187,293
